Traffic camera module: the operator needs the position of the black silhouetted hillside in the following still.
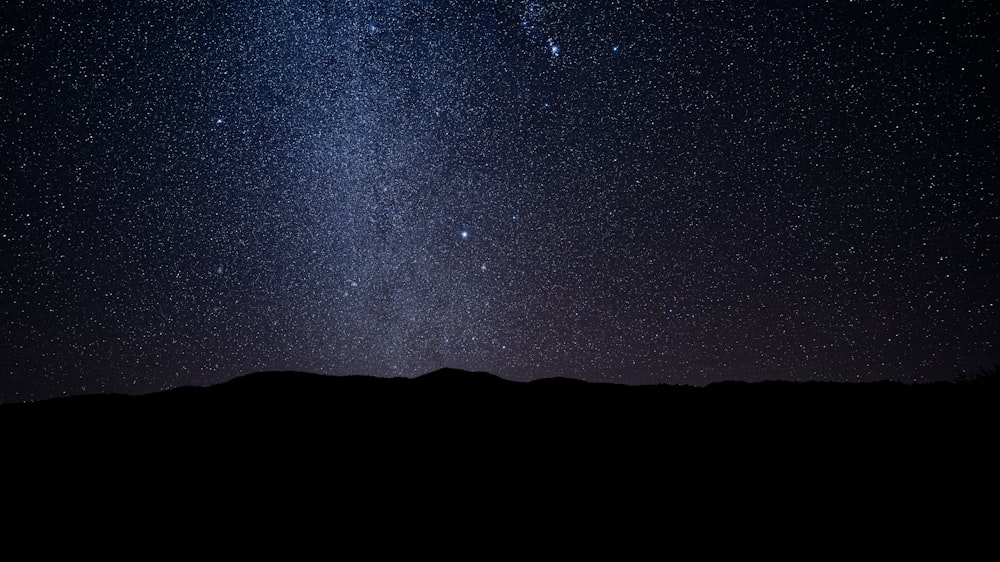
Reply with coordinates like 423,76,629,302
3,367,997,517
4,368,995,444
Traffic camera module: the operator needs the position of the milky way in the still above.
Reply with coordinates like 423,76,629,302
2,1,998,400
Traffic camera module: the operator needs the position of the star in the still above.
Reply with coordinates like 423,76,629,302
548,38,560,57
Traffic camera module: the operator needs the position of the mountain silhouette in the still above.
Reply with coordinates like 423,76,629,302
3,368,996,516
416,367,512,386
4,368,995,438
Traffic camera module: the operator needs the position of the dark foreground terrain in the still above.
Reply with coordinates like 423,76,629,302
5,368,995,453
3,368,996,533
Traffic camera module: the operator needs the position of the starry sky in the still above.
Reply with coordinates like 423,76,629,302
2,0,997,401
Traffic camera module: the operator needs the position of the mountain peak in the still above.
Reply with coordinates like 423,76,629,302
416,368,509,385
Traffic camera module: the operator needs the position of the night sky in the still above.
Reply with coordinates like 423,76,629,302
2,0,997,402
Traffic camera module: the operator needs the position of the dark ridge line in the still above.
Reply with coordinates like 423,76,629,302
2,366,996,410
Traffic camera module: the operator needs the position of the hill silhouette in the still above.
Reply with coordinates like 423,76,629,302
3,368,996,518
4,368,995,441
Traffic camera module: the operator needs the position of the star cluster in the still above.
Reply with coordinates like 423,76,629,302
1,0,997,400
